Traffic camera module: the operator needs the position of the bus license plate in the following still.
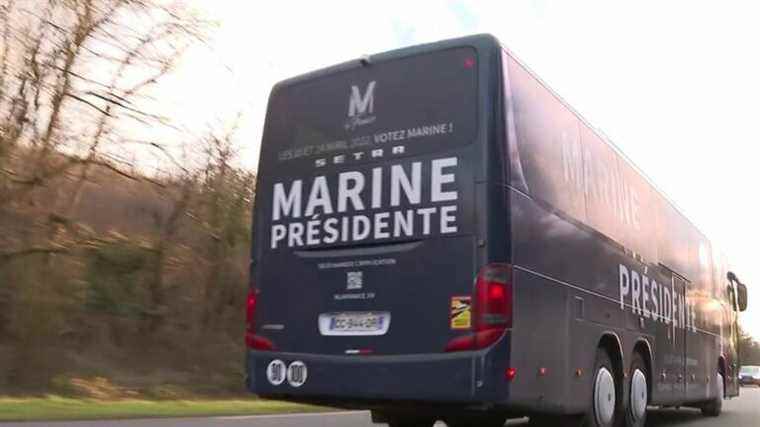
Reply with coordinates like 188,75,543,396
318,312,390,336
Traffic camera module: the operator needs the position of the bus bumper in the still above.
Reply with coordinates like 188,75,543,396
246,350,482,404
246,333,522,408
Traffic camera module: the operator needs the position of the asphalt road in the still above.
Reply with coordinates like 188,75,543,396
5,387,760,427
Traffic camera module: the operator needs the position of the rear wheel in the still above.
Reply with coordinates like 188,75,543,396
625,353,648,427
532,349,624,427
585,348,624,427
701,372,724,417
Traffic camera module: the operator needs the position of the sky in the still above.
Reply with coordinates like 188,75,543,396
157,0,760,337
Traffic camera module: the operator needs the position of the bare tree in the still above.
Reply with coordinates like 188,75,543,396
0,0,208,264
0,0,206,206
0,1,261,392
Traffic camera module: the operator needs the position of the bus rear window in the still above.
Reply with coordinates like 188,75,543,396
261,47,478,168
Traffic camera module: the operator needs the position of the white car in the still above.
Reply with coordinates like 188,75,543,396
740,365,760,387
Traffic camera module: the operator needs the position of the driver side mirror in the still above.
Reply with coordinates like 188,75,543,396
737,282,748,312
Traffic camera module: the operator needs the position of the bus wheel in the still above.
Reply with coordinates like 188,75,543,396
625,353,648,427
584,348,623,427
701,372,724,417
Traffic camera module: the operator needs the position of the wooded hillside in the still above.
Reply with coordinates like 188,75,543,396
0,0,255,396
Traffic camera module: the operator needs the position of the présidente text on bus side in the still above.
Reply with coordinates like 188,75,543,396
619,264,698,333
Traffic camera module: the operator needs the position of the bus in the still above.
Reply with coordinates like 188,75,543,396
245,34,749,427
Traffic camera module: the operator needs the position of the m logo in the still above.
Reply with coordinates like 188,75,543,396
348,81,376,117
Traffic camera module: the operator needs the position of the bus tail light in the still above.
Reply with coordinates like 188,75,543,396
445,263,513,352
245,287,275,351
473,263,513,333
506,367,517,381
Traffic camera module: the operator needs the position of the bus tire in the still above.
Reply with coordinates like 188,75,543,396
583,348,624,427
625,352,648,427
701,372,724,417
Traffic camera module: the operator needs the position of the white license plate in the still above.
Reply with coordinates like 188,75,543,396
318,312,390,336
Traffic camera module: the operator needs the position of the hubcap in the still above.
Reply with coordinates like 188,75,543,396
594,367,616,426
631,369,648,421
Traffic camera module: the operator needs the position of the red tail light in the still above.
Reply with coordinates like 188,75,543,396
506,367,517,381
473,263,512,332
245,288,274,351
445,263,513,352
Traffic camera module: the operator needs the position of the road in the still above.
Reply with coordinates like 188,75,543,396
4,387,760,427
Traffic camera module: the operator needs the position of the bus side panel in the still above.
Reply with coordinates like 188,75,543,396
503,49,731,408
509,182,695,409
509,261,571,413
507,186,681,412
509,187,620,414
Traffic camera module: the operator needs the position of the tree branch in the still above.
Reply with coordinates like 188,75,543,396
65,92,112,117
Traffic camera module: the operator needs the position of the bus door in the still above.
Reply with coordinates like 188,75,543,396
726,281,741,397
683,278,703,401
670,274,688,400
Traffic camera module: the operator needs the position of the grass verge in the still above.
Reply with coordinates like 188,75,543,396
0,396,333,422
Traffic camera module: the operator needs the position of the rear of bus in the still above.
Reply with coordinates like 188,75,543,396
246,35,513,409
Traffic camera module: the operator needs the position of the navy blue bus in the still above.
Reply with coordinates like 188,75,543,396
246,34,749,427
